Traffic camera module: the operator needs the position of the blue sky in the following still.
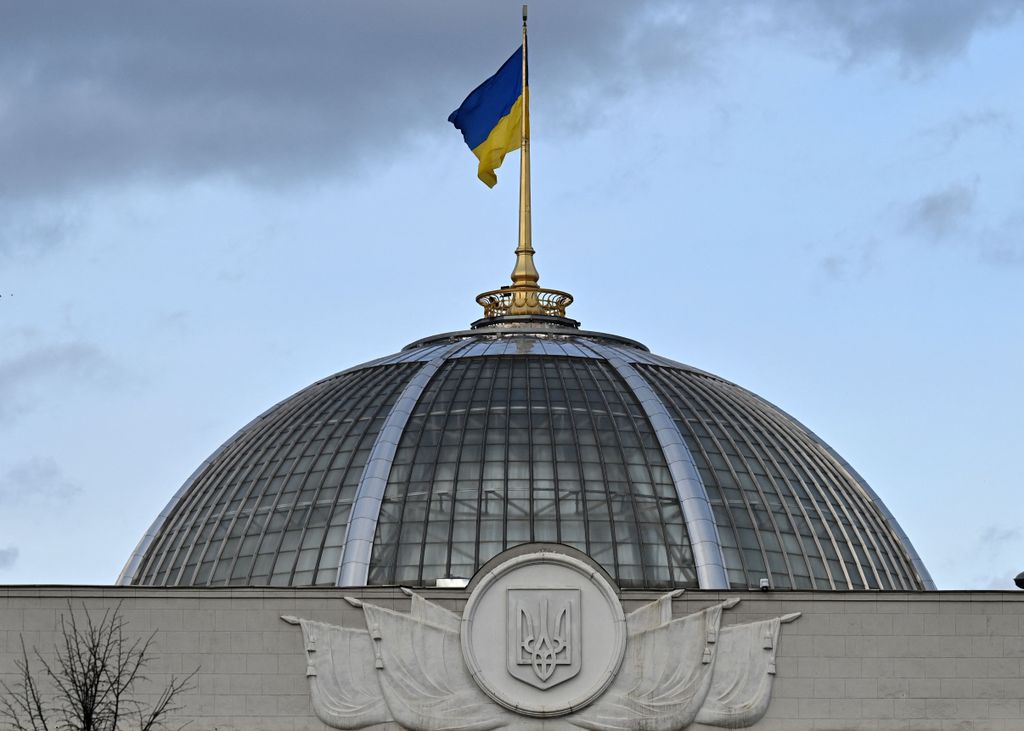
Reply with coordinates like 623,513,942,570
1,1,1022,588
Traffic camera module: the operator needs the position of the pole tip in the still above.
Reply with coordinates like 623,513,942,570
522,5,528,21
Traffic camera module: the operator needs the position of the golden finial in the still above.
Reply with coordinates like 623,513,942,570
475,5,575,324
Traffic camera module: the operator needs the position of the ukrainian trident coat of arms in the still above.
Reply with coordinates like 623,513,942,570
282,549,800,730
508,589,580,689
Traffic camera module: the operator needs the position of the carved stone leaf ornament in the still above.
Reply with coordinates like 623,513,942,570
282,551,800,731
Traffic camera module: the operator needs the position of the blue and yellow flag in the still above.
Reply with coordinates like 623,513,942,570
448,46,526,188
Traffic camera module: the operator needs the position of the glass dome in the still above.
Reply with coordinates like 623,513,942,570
119,323,934,591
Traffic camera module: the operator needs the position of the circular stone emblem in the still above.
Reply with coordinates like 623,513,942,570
461,551,626,718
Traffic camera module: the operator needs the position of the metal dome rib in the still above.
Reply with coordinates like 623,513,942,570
121,326,933,592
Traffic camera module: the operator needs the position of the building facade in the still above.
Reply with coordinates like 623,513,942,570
3,582,1024,730
3,195,1017,731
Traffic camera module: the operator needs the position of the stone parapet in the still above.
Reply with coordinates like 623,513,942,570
1,587,1022,730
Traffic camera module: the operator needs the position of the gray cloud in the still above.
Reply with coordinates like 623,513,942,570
904,182,976,241
925,110,1015,151
0,458,80,505
0,546,17,570
1,0,1019,211
967,526,1024,589
154,310,191,336
0,343,114,423
977,205,1024,266
783,0,1022,71
902,182,1024,266
0,201,82,258
0,2,665,202
978,525,1022,550
819,237,878,282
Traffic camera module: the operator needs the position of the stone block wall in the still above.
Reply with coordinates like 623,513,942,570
1,587,1022,730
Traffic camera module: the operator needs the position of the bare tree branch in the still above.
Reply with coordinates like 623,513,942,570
0,637,51,731
0,603,197,730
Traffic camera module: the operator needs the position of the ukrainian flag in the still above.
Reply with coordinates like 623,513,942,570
448,46,526,188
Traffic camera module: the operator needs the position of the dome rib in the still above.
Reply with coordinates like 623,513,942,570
696,372,860,588
337,340,472,586
730,378,892,588
116,381,318,585
655,370,840,590
583,341,729,590
364,351,697,588
117,348,452,587
744,389,936,591
125,364,420,586
122,326,933,592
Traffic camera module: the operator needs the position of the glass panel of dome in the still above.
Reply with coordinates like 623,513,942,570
635,364,924,591
127,330,932,593
133,364,419,587
367,357,695,589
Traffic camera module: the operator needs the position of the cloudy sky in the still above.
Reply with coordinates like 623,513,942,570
2,1,1022,589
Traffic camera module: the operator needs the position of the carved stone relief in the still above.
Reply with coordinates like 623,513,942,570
282,550,800,731
461,552,625,717
507,588,580,689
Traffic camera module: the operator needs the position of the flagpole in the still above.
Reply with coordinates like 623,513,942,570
511,4,539,289
475,6,574,323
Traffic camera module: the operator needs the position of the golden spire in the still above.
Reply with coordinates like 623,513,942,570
476,5,575,324
512,4,538,290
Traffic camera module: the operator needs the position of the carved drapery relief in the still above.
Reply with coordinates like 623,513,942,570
282,551,800,731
